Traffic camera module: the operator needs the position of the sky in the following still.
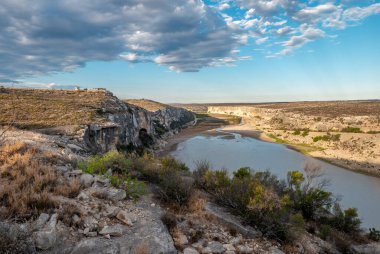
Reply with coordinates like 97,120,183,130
0,0,379,103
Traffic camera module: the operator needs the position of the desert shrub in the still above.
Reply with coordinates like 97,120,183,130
287,168,335,220
233,167,252,179
301,129,310,137
160,156,189,171
293,129,301,135
313,133,340,142
0,142,80,219
78,150,132,175
157,170,194,205
55,178,81,198
161,211,177,231
319,224,332,240
341,127,363,133
193,160,211,186
326,205,361,234
367,130,380,134
368,228,380,241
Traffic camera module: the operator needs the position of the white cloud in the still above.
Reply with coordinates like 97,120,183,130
343,3,380,21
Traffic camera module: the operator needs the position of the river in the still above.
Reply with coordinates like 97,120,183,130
170,130,380,229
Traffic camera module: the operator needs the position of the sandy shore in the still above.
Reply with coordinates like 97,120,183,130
162,116,380,178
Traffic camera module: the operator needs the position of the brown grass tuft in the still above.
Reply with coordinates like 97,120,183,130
0,142,80,219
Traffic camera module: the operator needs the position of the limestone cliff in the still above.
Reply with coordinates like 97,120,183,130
0,88,195,154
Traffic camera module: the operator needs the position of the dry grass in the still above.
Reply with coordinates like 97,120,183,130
126,99,169,112
0,88,110,129
0,142,80,219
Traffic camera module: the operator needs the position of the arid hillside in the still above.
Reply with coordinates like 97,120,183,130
0,88,113,129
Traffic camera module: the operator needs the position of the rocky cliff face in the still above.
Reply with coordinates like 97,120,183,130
82,94,195,153
0,88,195,154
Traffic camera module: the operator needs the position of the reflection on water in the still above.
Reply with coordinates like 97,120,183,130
171,132,380,229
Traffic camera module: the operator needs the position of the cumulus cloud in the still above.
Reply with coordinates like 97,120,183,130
1,0,380,78
343,3,380,21
0,0,244,79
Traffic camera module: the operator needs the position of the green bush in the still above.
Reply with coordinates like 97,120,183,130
79,151,146,200
341,127,363,133
79,150,131,175
293,129,301,135
326,205,361,234
301,129,310,137
319,224,332,240
233,167,252,179
287,171,334,220
313,133,340,142
156,169,194,205
160,156,189,171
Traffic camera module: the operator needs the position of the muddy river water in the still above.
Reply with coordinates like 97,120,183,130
171,130,380,229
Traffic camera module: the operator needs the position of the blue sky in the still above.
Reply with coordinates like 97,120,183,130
1,0,380,103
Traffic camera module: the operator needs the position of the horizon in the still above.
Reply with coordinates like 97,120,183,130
1,0,380,103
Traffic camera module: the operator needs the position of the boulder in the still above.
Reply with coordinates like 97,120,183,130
33,214,57,250
33,213,50,230
0,221,36,254
202,241,225,254
116,210,133,226
99,224,124,237
80,174,94,187
70,238,120,254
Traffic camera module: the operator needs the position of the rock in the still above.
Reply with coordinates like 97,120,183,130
192,239,207,250
71,238,120,254
0,221,36,253
202,241,225,254
184,247,200,254
87,231,97,237
116,210,133,226
230,237,241,245
33,214,57,250
99,224,124,237
77,191,90,200
83,216,98,231
223,243,236,251
72,214,81,225
34,213,50,230
80,173,94,187
83,228,90,235
205,203,262,238
237,245,253,254
68,169,83,177
225,251,236,254
174,231,188,246
102,188,126,201
268,247,286,254
68,143,83,152
104,205,121,218
352,243,380,254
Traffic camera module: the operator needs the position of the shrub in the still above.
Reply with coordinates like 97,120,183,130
157,170,194,206
161,156,189,171
313,133,340,142
319,224,332,240
341,127,362,133
0,142,80,219
301,129,310,137
327,205,361,234
368,228,380,241
233,167,251,179
78,150,132,175
287,170,334,220
293,129,301,135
